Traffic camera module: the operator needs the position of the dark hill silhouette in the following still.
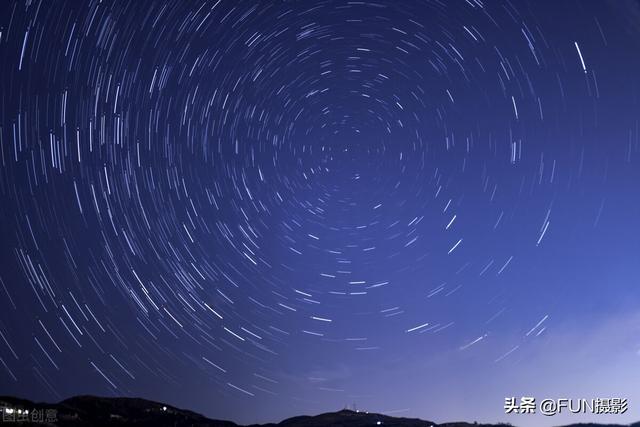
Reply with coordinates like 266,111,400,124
0,395,637,427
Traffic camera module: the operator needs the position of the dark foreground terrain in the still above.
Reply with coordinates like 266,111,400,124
0,395,637,427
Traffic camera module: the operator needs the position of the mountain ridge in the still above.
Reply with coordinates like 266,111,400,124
0,395,636,427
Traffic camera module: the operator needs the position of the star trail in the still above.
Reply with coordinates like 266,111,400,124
1,1,639,426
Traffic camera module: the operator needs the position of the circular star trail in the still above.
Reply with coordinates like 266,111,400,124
1,1,640,424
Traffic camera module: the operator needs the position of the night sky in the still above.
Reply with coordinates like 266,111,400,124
1,1,639,426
